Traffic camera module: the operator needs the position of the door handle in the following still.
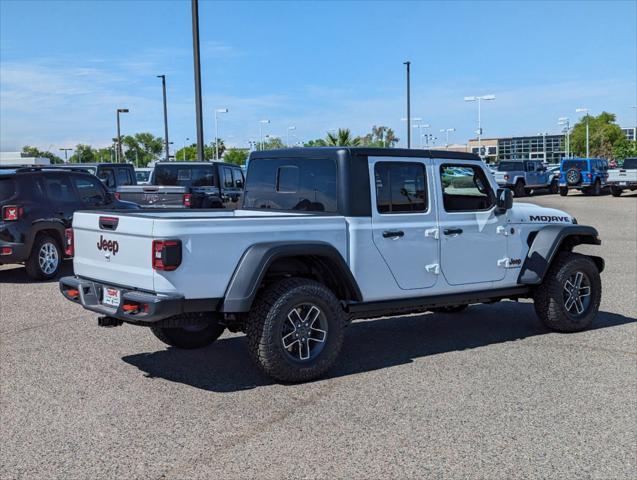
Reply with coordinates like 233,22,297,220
383,230,404,239
443,228,463,236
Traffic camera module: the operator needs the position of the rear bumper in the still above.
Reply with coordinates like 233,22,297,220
0,241,29,264
59,276,220,324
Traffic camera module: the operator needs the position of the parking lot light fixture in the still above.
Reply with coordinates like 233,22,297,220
214,108,229,160
157,75,170,162
558,117,570,158
59,148,72,163
440,128,456,149
259,120,270,150
116,108,129,163
576,108,590,158
465,95,495,160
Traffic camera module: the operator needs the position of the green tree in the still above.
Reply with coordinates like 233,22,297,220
612,138,637,162
303,138,328,147
359,125,399,147
21,145,63,164
173,141,224,161
69,144,97,163
326,128,361,147
570,112,625,159
261,137,285,150
121,132,164,167
223,148,248,165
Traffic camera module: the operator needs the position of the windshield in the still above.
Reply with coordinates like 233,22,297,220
497,162,523,171
153,164,216,187
562,160,587,171
622,158,637,169
0,178,16,201
136,170,151,182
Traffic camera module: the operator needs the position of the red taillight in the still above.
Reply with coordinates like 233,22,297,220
183,193,192,207
586,173,592,179
1,246,12,255
114,192,121,200
66,288,79,298
152,239,182,271
2,205,23,221
64,228,74,256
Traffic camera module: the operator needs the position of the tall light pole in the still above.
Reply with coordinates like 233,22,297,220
464,94,495,160
116,108,129,163
558,117,570,159
157,75,170,162
440,128,456,149
414,123,430,149
59,148,71,163
403,61,411,148
214,108,228,160
191,0,205,161
287,126,296,147
259,120,270,150
576,108,590,158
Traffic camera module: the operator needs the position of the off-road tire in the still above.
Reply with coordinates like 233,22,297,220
610,186,623,197
559,187,568,196
246,277,345,383
431,304,469,314
549,179,559,194
151,320,225,349
533,252,601,332
590,179,602,196
514,181,526,198
566,168,582,186
25,234,62,280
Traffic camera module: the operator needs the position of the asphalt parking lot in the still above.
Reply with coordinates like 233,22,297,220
1,192,635,479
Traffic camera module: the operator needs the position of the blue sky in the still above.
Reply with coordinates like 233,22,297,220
1,0,635,153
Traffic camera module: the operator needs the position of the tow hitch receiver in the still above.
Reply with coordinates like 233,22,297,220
98,316,124,328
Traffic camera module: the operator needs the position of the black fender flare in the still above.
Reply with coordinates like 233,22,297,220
26,220,67,255
221,241,362,312
518,224,602,285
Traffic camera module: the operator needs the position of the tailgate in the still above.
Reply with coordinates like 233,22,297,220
117,185,187,207
72,211,156,291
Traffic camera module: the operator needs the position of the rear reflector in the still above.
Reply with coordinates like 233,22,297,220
183,193,192,207
64,228,74,256
66,289,79,298
1,247,12,255
114,192,121,200
152,240,182,271
2,205,23,221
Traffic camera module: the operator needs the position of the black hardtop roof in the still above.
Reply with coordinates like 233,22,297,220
0,165,99,177
250,147,481,162
154,161,240,167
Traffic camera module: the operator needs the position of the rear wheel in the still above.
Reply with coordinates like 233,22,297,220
514,181,526,198
246,278,345,383
549,179,559,194
590,179,602,196
610,186,623,197
25,234,62,280
559,187,568,196
151,319,225,349
533,252,601,332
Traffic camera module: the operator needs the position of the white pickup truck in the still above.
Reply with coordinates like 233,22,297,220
60,148,604,382
608,157,637,196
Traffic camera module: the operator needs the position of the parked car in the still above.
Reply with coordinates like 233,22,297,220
0,166,138,279
60,147,603,383
55,163,137,192
559,158,608,196
494,160,558,197
116,161,244,209
607,158,637,196
135,167,153,185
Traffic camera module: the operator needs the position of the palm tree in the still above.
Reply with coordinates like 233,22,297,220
325,128,361,147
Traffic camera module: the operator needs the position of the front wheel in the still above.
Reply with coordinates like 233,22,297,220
559,187,568,196
246,278,345,383
514,181,526,198
533,252,601,332
610,186,623,197
549,180,559,194
591,180,602,196
151,319,225,349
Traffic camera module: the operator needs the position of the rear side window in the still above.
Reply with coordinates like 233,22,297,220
232,168,244,188
440,164,494,212
98,168,116,189
375,162,427,214
71,176,106,204
116,168,133,186
244,158,337,212
0,178,16,201
222,167,234,188
20,175,46,201
44,175,78,202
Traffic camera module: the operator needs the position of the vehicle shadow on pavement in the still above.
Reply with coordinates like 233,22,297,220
121,302,635,393
0,262,73,284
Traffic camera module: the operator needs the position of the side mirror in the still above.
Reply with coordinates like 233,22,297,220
496,188,513,213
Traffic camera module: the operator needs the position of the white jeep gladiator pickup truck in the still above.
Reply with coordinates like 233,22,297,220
608,157,637,196
60,148,604,382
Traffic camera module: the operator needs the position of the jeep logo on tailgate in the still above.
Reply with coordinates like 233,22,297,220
97,235,119,255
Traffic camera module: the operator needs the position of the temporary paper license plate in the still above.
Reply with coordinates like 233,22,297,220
103,287,121,307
